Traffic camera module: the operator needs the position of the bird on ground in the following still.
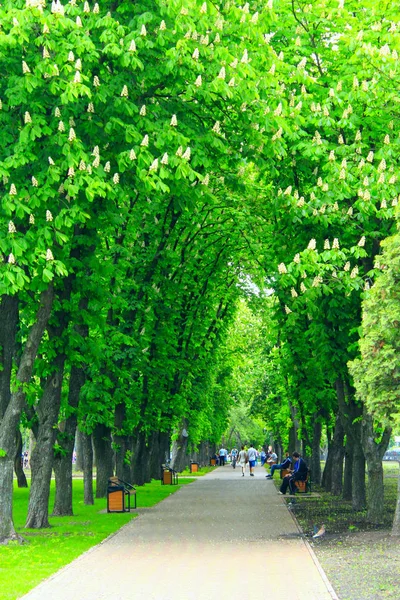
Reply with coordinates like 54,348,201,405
312,524,326,539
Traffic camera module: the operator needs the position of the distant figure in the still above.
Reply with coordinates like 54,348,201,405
266,452,292,479
219,447,227,466
238,446,248,477
279,452,308,495
231,447,238,468
260,449,266,466
247,444,257,477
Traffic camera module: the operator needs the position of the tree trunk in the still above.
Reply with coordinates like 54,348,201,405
170,419,190,472
352,442,366,510
289,403,301,453
328,414,345,495
392,464,400,536
0,296,19,419
93,424,114,498
311,418,322,486
74,428,84,472
82,431,94,505
131,430,152,485
52,361,85,516
149,431,163,480
321,427,333,490
25,351,65,529
14,429,28,488
113,403,132,482
0,286,54,543
343,435,354,501
361,410,391,524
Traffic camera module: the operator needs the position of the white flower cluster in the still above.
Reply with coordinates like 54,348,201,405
312,275,323,287
278,263,287,274
149,159,158,172
284,305,292,314
307,238,316,250
46,210,53,222
170,114,178,126
51,1,64,15
8,221,16,233
121,85,128,97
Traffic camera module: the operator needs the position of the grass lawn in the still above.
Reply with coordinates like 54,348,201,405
1,477,194,600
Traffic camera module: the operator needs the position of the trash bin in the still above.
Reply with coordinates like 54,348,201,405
107,476,137,512
210,458,217,466
161,465,178,485
190,462,199,473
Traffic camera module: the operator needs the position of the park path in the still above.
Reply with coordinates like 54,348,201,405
21,465,337,600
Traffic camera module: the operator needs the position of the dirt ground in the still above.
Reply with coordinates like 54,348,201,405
282,463,400,600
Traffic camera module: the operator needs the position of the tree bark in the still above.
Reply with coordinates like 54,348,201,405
113,403,132,482
14,429,28,488
0,286,54,543
52,330,87,516
0,296,19,419
170,419,190,472
352,442,366,510
361,410,391,524
131,430,152,485
74,428,84,472
321,427,333,490
93,424,114,498
82,431,94,505
25,351,66,529
343,435,354,501
311,417,322,486
329,414,345,496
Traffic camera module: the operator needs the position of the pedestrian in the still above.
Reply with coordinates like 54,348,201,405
247,444,257,477
219,446,227,466
266,452,292,479
238,445,248,477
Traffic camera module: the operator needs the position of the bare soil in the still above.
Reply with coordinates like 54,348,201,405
282,463,400,600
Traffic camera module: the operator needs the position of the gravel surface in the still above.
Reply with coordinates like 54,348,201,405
21,465,336,600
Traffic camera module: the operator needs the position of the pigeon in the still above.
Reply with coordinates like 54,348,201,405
312,524,326,539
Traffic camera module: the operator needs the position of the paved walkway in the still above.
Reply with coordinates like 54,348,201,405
22,465,337,600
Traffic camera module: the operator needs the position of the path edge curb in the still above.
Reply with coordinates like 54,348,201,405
285,499,340,600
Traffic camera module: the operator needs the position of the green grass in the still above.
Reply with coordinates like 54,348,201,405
1,477,194,600
178,465,216,477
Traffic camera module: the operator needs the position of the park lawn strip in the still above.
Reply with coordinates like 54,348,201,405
1,478,195,600
178,465,216,477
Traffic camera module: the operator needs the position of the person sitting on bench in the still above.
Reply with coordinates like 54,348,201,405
278,452,308,495
266,452,292,479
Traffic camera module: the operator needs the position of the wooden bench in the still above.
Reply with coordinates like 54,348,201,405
294,470,311,493
161,465,178,485
107,476,137,512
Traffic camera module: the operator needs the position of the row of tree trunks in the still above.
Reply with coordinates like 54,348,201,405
0,286,54,544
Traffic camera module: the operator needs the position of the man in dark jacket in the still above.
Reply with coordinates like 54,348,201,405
278,452,308,495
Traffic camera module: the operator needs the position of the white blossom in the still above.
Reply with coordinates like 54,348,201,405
140,105,146,116
113,173,120,184
176,146,183,157
366,151,374,162
141,135,149,147
384,134,390,145
79,160,86,171
48,157,55,165
68,128,76,142
241,49,249,64
161,153,169,165
300,282,307,293
93,76,100,87
8,221,17,234
46,249,54,261
202,173,210,186
121,85,129,97
170,114,178,126
182,147,191,161
312,275,323,287
159,20,166,31
357,236,366,247
228,78,235,87
73,70,81,84
104,161,111,172
68,167,75,177
307,238,316,250
9,184,17,196
140,25,147,36
29,214,35,224
87,102,94,113
293,253,300,264
332,238,339,249
194,75,202,87
212,121,221,134
8,253,16,264
284,305,292,314
76,16,82,27
31,176,38,187
22,61,31,74
200,2,207,13
291,288,298,298
324,239,330,249
129,149,137,160
129,40,137,52
380,199,387,209
344,261,350,271
24,111,32,124
347,207,353,216
230,58,238,68
218,67,226,80
92,155,100,168
46,210,53,222
93,3,99,13
278,262,287,274
192,48,199,60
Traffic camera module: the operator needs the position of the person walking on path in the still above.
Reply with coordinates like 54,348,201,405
247,444,257,477
219,446,227,466
279,451,308,495
238,445,248,476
